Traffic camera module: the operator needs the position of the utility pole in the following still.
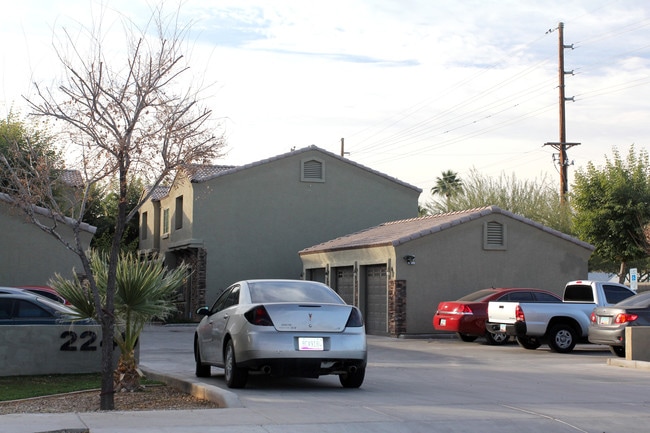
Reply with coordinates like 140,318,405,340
544,22,580,203
340,137,350,157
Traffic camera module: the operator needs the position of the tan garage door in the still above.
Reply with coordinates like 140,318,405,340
365,265,387,335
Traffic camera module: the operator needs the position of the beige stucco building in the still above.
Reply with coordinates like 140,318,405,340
0,193,96,286
299,206,594,336
138,146,422,319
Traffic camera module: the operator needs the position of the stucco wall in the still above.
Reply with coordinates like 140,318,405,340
0,324,121,376
0,204,94,286
397,215,591,334
301,211,592,336
183,149,420,301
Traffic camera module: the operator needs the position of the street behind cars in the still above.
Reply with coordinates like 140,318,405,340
589,290,650,357
433,287,562,344
194,279,367,389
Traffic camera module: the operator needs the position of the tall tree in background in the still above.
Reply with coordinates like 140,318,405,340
85,178,144,254
572,146,650,283
2,4,225,410
430,170,463,212
425,168,572,234
0,113,62,195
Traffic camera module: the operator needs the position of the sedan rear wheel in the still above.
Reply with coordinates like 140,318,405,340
339,365,365,388
516,336,541,350
194,337,211,378
224,340,248,388
456,332,478,342
609,345,626,357
485,331,509,345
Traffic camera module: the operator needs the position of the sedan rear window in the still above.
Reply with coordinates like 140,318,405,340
615,291,650,307
249,281,344,304
457,289,496,302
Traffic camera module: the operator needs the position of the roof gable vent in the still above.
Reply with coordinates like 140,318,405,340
301,158,325,182
484,221,506,250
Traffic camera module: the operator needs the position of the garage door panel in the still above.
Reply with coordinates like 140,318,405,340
366,265,387,335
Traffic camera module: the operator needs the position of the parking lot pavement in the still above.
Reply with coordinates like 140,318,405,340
4,325,650,433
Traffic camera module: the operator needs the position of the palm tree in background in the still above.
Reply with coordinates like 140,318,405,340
431,170,463,212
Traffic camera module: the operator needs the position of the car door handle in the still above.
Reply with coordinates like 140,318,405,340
223,314,229,320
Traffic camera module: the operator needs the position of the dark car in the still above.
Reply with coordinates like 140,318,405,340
433,288,562,344
0,290,86,325
588,291,650,357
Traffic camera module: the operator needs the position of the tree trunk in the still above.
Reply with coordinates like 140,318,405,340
618,261,627,284
99,316,115,409
114,349,142,392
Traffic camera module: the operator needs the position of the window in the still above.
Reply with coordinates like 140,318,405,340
301,158,325,182
141,211,148,240
163,208,170,237
603,285,635,304
483,221,506,250
210,285,240,313
175,196,183,230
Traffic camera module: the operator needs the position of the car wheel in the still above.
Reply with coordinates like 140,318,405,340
547,324,577,354
456,332,478,342
194,337,211,378
609,345,626,357
224,340,248,388
339,365,366,388
516,336,541,350
485,331,509,345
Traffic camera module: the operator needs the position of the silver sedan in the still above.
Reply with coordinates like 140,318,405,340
194,279,367,388
588,290,650,357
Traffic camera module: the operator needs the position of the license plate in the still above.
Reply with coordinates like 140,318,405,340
298,337,324,351
440,318,446,326
499,324,507,332
598,317,612,325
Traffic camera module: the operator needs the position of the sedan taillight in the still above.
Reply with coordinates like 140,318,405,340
590,312,597,323
346,308,364,327
244,306,274,326
615,313,638,324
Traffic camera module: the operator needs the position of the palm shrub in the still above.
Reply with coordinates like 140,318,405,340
51,250,189,391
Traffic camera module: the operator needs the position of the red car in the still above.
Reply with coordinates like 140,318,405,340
433,288,561,345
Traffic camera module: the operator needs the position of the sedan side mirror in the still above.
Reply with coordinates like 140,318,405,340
196,307,210,316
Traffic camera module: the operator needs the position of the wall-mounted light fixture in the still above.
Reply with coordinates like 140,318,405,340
403,254,415,265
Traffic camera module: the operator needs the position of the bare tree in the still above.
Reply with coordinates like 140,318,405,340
2,4,224,410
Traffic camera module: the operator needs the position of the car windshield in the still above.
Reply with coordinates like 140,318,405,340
249,281,345,304
615,291,650,308
457,289,496,302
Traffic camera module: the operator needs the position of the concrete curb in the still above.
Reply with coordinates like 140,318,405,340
607,358,650,370
140,367,243,408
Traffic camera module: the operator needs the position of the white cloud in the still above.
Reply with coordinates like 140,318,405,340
2,0,649,201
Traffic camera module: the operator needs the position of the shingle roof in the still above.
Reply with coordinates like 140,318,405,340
145,185,171,201
299,206,594,254
0,192,96,234
182,164,238,182
181,145,422,193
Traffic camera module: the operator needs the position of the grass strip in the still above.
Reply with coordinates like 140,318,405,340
0,374,161,401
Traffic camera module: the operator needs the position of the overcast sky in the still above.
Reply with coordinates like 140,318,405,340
1,0,649,203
